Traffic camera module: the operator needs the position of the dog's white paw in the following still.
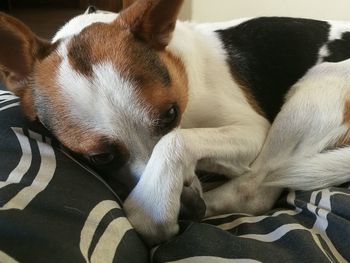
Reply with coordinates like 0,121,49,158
123,130,197,245
124,176,206,245
123,194,180,246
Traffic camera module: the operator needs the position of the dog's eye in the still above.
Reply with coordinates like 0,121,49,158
159,105,178,130
164,106,178,123
89,153,114,165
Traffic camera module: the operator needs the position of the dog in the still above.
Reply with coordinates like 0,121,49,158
2,0,350,246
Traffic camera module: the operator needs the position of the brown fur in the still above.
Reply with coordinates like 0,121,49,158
143,51,188,131
343,99,350,124
123,0,136,9
336,99,350,147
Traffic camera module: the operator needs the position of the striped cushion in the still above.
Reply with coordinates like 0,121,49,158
0,84,148,263
155,187,350,262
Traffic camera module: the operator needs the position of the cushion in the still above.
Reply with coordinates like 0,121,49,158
0,83,148,263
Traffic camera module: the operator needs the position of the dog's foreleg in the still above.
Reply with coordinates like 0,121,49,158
124,121,269,245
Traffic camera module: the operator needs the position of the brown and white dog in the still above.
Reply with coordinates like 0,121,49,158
2,0,350,245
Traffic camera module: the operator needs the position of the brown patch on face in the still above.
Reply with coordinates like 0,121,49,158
140,50,188,129
35,54,130,159
67,37,93,76
67,21,173,84
66,20,188,127
53,121,130,163
33,50,111,154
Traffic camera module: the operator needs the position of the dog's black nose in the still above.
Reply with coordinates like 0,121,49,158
179,186,206,221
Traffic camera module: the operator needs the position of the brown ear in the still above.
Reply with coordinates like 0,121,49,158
0,12,53,118
120,0,184,50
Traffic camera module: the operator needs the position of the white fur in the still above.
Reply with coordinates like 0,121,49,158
52,13,118,42
169,21,269,130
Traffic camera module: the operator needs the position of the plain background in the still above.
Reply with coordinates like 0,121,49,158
179,0,350,22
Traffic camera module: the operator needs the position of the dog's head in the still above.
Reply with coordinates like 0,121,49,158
0,0,187,183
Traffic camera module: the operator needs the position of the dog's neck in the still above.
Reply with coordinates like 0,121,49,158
169,21,266,129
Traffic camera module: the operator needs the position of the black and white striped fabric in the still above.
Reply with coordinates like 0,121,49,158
153,187,350,262
1,83,350,262
0,84,148,263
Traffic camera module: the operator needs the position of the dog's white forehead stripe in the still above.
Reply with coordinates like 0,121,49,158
57,59,153,140
52,13,118,42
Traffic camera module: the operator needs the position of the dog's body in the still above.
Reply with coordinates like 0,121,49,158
2,0,350,245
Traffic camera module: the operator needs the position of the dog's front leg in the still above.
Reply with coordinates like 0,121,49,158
124,122,268,245
123,129,195,245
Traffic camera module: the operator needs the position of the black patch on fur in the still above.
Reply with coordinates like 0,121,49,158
216,17,331,121
324,32,350,62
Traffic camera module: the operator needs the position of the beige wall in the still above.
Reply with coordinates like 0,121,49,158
179,0,350,22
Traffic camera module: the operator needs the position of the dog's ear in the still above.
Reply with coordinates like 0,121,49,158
0,12,53,118
120,0,184,50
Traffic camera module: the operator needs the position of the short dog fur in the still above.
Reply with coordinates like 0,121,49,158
2,0,350,245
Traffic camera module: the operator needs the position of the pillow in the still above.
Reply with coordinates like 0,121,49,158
0,83,148,263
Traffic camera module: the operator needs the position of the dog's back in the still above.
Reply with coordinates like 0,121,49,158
214,17,350,121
